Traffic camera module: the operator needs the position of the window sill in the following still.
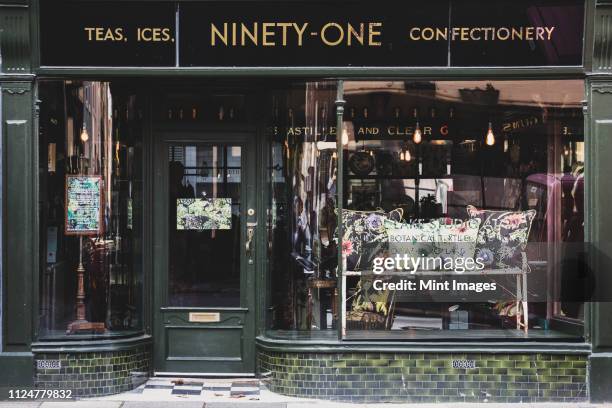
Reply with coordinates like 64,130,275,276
32,332,151,353
257,330,590,354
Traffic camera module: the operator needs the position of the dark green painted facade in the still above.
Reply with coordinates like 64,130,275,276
0,0,36,387
0,0,612,402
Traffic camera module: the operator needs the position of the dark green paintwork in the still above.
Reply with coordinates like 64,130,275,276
0,80,35,385
151,130,257,374
2,0,612,401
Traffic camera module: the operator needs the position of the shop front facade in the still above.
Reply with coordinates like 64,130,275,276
1,0,612,403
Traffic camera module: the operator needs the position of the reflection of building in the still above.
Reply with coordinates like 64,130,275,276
1,0,612,404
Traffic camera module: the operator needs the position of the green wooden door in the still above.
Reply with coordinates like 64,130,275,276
152,130,257,375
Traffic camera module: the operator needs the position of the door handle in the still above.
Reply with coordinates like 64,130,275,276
246,221,257,265
245,227,254,253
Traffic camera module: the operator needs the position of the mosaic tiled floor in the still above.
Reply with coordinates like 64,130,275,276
93,376,310,404
131,378,261,399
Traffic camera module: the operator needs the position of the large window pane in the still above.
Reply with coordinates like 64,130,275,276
266,82,338,332
168,143,242,307
38,81,144,337
340,80,585,338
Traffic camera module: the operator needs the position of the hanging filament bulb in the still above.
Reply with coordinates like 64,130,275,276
342,121,352,146
413,121,422,144
341,128,349,146
80,124,89,142
404,149,412,162
400,151,405,161
485,122,495,146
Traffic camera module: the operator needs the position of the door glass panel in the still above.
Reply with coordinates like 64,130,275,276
168,143,241,307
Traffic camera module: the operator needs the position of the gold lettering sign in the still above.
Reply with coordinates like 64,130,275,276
84,27,174,43
409,26,556,42
210,21,383,47
502,116,540,132
189,312,221,323
208,22,556,48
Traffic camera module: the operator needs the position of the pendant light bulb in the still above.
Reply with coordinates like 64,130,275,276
400,151,405,161
485,122,495,146
413,122,422,144
80,125,89,142
404,149,412,162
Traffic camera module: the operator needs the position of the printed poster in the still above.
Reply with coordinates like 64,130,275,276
65,175,103,235
176,198,232,230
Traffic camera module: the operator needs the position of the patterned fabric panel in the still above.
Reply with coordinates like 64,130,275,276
466,205,536,269
341,209,401,271
385,218,481,269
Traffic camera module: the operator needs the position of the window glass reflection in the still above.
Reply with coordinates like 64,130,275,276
168,144,242,307
265,80,586,339
340,80,585,337
267,82,339,331
38,81,144,337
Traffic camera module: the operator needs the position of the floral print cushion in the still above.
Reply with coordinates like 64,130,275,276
341,209,398,271
385,218,481,270
466,205,536,269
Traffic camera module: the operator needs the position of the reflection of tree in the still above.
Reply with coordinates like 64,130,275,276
176,198,232,230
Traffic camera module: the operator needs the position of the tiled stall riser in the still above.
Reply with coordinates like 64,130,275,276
34,346,150,397
259,351,588,403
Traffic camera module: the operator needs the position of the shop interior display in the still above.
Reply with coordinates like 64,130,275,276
36,79,586,339
268,80,585,336
39,81,144,337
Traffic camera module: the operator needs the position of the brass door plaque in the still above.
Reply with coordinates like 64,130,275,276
189,312,220,323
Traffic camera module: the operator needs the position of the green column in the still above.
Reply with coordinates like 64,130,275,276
0,2,35,386
588,2,612,402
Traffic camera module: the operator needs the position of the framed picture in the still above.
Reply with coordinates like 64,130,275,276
65,175,103,235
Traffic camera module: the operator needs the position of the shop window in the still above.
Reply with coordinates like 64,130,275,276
267,82,339,331
340,80,585,338
266,79,586,339
38,81,144,338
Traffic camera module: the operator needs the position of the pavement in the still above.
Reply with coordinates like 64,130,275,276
0,377,610,408
1,401,612,408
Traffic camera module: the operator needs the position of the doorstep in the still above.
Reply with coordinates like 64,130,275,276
88,377,309,404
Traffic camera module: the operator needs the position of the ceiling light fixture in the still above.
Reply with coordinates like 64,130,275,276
80,124,89,142
413,121,422,144
485,122,495,146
